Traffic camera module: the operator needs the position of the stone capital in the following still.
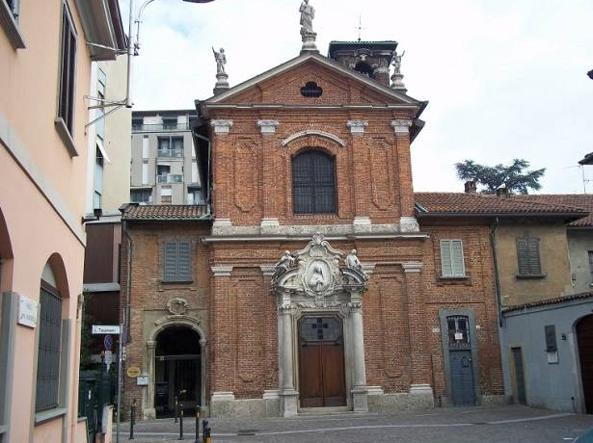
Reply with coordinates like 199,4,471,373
211,265,233,277
401,261,423,273
347,120,368,135
146,340,156,350
399,216,420,232
259,264,276,277
211,119,233,135
257,120,280,135
391,119,413,135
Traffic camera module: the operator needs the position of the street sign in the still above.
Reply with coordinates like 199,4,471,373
92,325,121,335
127,367,141,378
17,295,38,328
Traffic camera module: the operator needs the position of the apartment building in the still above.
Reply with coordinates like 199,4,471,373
0,0,125,441
130,110,205,205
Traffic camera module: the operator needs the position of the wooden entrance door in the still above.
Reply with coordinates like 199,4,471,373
577,315,593,413
298,316,346,407
446,315,476,406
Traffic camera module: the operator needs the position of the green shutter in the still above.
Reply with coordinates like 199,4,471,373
177,241,191,281
450,240,465,277
163,241,177,281
517,237,541,275
441,240,452,277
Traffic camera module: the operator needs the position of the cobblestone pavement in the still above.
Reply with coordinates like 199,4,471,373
114,405,593,443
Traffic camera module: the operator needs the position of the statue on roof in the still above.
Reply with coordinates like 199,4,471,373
212,47,227,75
299,0,315,35
392,50,405,75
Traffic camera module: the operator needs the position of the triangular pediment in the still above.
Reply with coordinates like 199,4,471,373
201,53,424,109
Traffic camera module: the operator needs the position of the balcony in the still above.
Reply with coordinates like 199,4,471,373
132,122,191,133
157,174,183,184
157,149,184,158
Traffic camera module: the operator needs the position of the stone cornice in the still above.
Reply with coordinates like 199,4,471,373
211,265,233,276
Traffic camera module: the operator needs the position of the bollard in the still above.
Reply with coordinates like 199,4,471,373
194,407,201,443
178,407,184,440
129,399,136,440
174,395,179,423
202,419,211,443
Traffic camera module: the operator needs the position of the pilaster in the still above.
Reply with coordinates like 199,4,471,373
348,120,371,224
402,261,433,399
258,120,280,233
143,340,157,419
211,120,233,223
392,119,416,221
210,265,234,393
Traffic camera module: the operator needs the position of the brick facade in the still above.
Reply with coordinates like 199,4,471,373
122,44,505,418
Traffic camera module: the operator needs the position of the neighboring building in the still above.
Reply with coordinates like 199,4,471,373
495,194,593,414
0,0,125,442
120,37,512,420
130,110,205,205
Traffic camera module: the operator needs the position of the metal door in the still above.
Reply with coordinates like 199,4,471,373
447,315,476,406
511,347,527,405
298,316,346,407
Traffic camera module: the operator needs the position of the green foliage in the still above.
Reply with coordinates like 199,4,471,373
455,159,545,194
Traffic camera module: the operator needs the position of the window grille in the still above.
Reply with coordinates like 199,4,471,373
516,236,542,276
440,239,465,278
292,151,336,214
447,315,471,349
57,3,76,133
163,241,192,282
35,286,62,412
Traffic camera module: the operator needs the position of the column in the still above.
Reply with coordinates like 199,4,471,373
257,120,280,233
402,262,434,404
210,120,233,235
144,340,156,419
278,292,298,417
349,292,369,412
347,120,371,232
391,119,419,232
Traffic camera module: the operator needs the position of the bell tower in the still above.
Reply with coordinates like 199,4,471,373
328,40,397,87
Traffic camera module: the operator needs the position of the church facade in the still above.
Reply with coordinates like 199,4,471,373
120,34,507,418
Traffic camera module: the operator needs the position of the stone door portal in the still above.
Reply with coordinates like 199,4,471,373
298,316,346,407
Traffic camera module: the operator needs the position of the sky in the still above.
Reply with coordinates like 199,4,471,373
119,0,593,194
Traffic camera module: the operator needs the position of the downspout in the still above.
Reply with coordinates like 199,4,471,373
116,214,133,443
490,217,504,327
192,131,212,212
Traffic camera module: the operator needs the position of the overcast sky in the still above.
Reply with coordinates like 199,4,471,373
120,0,593,194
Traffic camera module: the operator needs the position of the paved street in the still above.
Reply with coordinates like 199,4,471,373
114,405,593,443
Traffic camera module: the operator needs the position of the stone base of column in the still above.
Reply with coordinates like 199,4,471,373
280,389,299,417
142,408,156,420
260,218,280,234
351,387,369,412
212,218,232,235
352,216,372,233
408,384,435,409
300,31,318,53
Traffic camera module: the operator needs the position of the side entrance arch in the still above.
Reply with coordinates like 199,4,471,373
144,316,206,420
577,314,593,413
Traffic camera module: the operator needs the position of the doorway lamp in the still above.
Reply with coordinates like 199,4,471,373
86,0,215,128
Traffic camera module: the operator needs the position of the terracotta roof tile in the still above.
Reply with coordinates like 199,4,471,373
507,194,593,227
122,204,211,221
502,292,593,313
415,192,589,219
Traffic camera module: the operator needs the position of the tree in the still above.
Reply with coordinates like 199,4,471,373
455,159,545,194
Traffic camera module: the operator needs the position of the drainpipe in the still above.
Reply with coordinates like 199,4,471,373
116,211,134,443
192,131,212,211
490,217,504,328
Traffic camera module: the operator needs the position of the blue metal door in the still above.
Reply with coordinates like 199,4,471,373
450,350,475,406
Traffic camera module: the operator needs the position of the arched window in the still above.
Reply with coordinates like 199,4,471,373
354,61,375,79
36,263,63,412
292,150,336,214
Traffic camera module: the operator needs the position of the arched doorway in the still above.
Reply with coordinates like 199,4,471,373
577,315,593,413
154,326,201,418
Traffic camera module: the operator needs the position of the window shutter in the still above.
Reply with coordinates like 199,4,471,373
177,241,191,281
440,240,452,277
544,325,557,352
292,151,336,214
517,237,542,275
450,240,465,277
163,241,177,281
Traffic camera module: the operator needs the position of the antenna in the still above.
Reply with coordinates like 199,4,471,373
357,15,363,42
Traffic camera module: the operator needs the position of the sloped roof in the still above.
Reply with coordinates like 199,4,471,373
503,291,593,313
415,192,589,219
122,205,211,221
508,194,593,227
